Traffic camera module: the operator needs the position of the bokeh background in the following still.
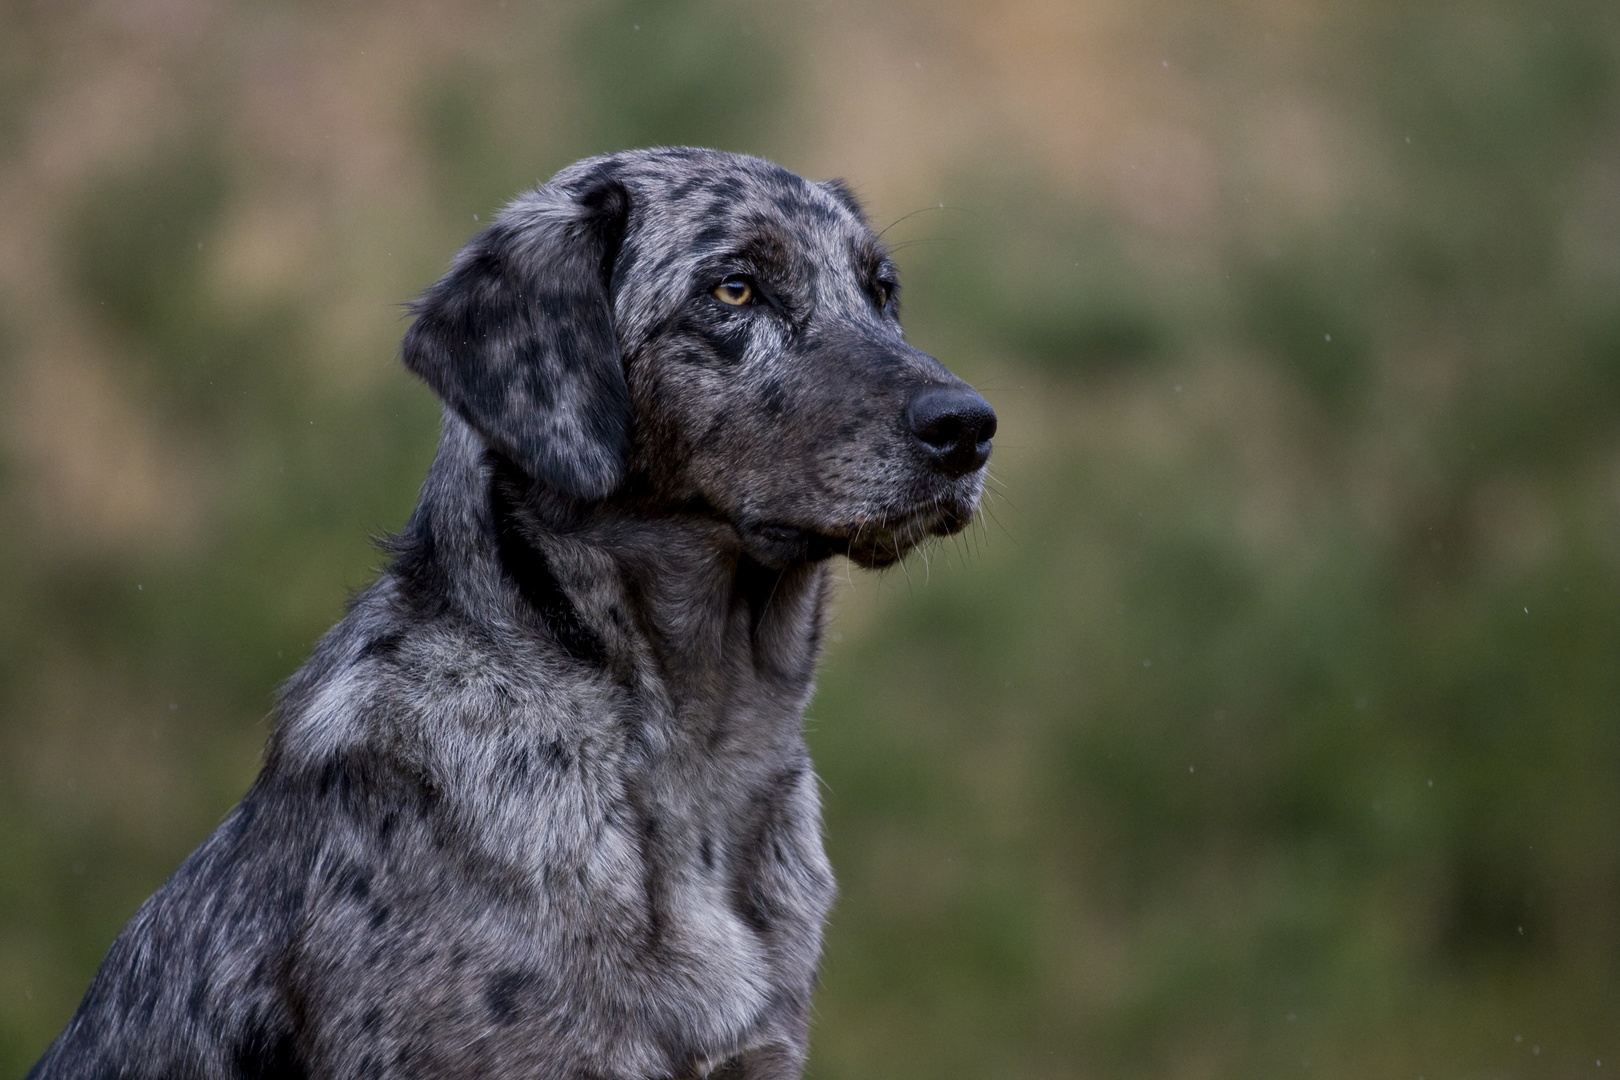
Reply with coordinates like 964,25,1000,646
3,1,1619,1076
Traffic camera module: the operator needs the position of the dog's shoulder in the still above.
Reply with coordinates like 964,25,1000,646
27,775,322,1080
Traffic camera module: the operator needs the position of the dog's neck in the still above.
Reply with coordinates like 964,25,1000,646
403,414,831,731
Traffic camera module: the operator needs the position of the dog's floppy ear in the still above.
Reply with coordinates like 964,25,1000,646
403,176,633,501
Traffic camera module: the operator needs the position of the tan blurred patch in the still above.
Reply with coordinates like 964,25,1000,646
1236,97,1357,226
95,0,224,50
798,0,1361,258
12,43,182,198
6,329,209,553
937,0,1222,220
793,2,993,210
208,196,327,306
1472,474,1561,579
1113,124,1219,238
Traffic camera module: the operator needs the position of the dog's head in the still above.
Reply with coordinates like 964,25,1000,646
404,148,994,569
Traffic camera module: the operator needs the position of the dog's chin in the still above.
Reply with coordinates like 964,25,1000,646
741,499,978,571
841,505,968,569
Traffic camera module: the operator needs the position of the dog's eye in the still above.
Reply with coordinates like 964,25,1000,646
713,277,755,307
874,280,896,309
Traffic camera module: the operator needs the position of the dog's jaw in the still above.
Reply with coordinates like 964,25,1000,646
737,480,987,571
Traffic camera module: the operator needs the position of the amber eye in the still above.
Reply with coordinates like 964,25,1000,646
713,277,754,306
874,282,893,308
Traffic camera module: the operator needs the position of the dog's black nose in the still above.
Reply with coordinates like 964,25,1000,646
906,387,997,478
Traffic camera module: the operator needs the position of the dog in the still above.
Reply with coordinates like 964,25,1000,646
28,147,996,1080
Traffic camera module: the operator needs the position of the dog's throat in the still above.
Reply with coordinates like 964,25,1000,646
487,466,608,666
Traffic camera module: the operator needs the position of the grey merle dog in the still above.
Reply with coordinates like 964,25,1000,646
29,147,996,1080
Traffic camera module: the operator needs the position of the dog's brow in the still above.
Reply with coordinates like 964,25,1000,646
703,227,800,285
851,236,894,283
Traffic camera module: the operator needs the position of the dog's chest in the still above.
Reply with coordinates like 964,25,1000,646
338,667,833,1072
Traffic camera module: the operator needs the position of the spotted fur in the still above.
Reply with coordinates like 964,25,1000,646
29,148,994,1080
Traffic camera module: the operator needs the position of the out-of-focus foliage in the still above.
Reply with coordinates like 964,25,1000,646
2,2,1618,1077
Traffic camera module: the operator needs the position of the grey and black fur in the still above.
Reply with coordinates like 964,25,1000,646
29,148,996,1080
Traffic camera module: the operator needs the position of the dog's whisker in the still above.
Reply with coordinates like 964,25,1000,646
876,202,971,240
886,236,963,253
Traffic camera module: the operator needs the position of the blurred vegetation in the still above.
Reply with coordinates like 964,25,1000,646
3,2,1620,1078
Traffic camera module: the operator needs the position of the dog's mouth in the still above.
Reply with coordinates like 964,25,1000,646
744,498,977,570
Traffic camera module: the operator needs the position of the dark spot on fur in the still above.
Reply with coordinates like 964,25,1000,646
769,190,807,218
637,812,668,947
315,755,360,809
700,834,714,870
761,378,786,416
694,219,729,248
488,454,608,666
187,975,208,1020
726,766,811,935
821,178,866,219
539,738,573,771
382,506,455,622
346,868,371,902
369,904,391,929
358,632,403,660
609,240,639,296
732,881,776,935
483,970,538,1025
233,1021,306,1080
693,408,733,450
578,175,631,293
698,321,751,367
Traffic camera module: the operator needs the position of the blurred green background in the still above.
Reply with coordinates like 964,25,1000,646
3,1,1619,1076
